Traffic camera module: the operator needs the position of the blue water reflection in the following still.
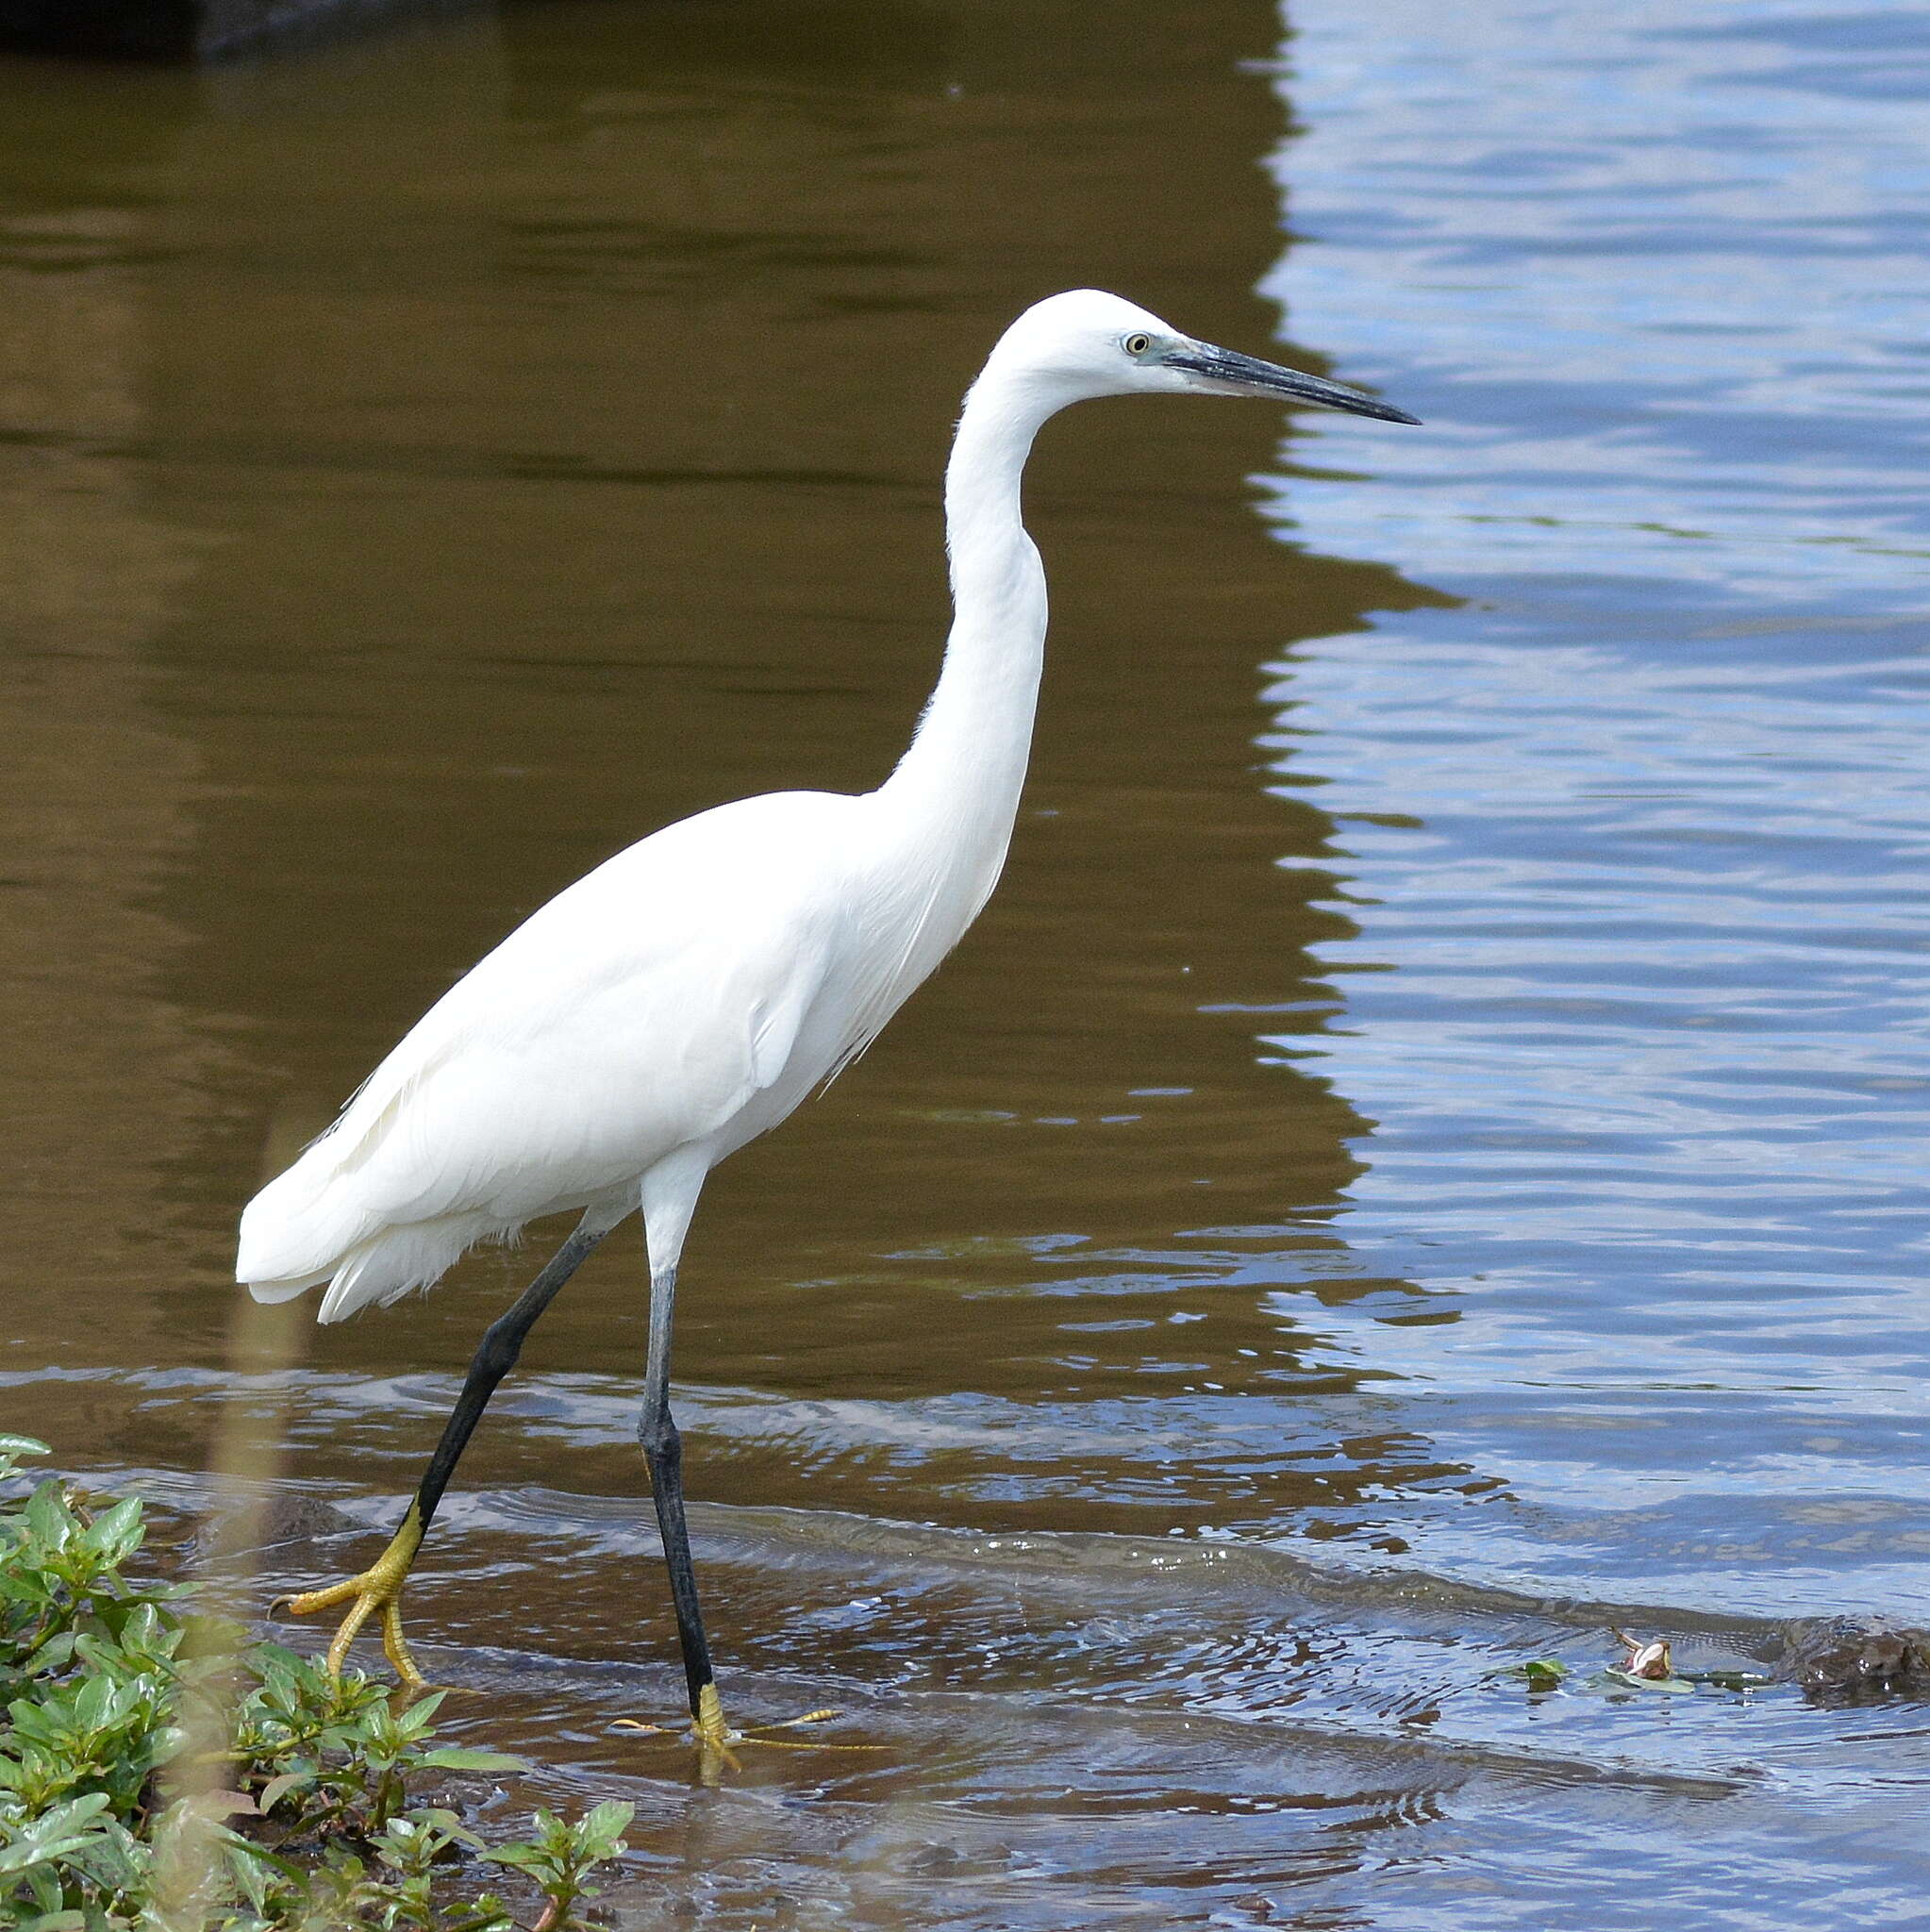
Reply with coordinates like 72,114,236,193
1251,0,1930,1618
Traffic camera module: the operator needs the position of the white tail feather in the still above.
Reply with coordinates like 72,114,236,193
313,1215,504,1324
240,1129,514,1323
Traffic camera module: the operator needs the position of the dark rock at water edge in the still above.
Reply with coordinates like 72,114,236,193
189,1487,362,1565
0,0,483,60
1779,1616,1930,1697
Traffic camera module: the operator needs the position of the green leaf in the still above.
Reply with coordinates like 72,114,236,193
0,1436,50,1460
1515,1658,1567,1689
256,1769,313,1815
480,1842,546,1874
447,1896,518,1932
0,1792,114,1874
24,1482,74,1549
80,1497,143,1565
23,1869,62,1916
73,1671,115,1728
394,1690,447,1732
416,1746,526,1774
577,1798,635,1852
398,1807,485,1851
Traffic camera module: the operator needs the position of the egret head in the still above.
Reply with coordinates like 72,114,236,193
988,288,1419,425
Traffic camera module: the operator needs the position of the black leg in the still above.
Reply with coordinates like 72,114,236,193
278,1210,610,1683
636,1258,724,1741
410,1214,609,1535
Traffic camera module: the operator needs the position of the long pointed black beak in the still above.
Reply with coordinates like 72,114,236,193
1163,341,1421,425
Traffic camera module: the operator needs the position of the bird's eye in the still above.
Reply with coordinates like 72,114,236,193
1123,332,1153,358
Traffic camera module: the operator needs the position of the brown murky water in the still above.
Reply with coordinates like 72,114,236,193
4,2,1929,1924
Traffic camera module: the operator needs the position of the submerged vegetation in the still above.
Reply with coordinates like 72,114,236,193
0,1435,631,1930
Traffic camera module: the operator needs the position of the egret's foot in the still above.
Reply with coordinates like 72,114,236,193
614,1689,873,1774
271,1506,427,1689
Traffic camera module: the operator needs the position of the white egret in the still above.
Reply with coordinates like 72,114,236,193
239,289,1416,1754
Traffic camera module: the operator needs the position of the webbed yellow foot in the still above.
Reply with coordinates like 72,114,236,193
273,1503,427,1688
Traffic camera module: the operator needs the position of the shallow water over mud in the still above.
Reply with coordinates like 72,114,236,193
2,1,1927,1924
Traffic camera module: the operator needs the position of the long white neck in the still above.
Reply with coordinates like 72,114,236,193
878,362,1057,888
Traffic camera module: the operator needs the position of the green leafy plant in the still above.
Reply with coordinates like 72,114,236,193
0,1437,632,1930
482,1804,634,1932
1503,1657,1568,1691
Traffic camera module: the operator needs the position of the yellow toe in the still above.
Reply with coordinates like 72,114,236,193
612,1698,879,1774
273,1503,429,1688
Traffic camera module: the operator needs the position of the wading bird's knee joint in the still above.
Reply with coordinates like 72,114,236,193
472,1320,523,1383
638,1407,681,1463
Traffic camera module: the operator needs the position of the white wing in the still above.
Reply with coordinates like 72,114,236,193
237,791,862,1306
